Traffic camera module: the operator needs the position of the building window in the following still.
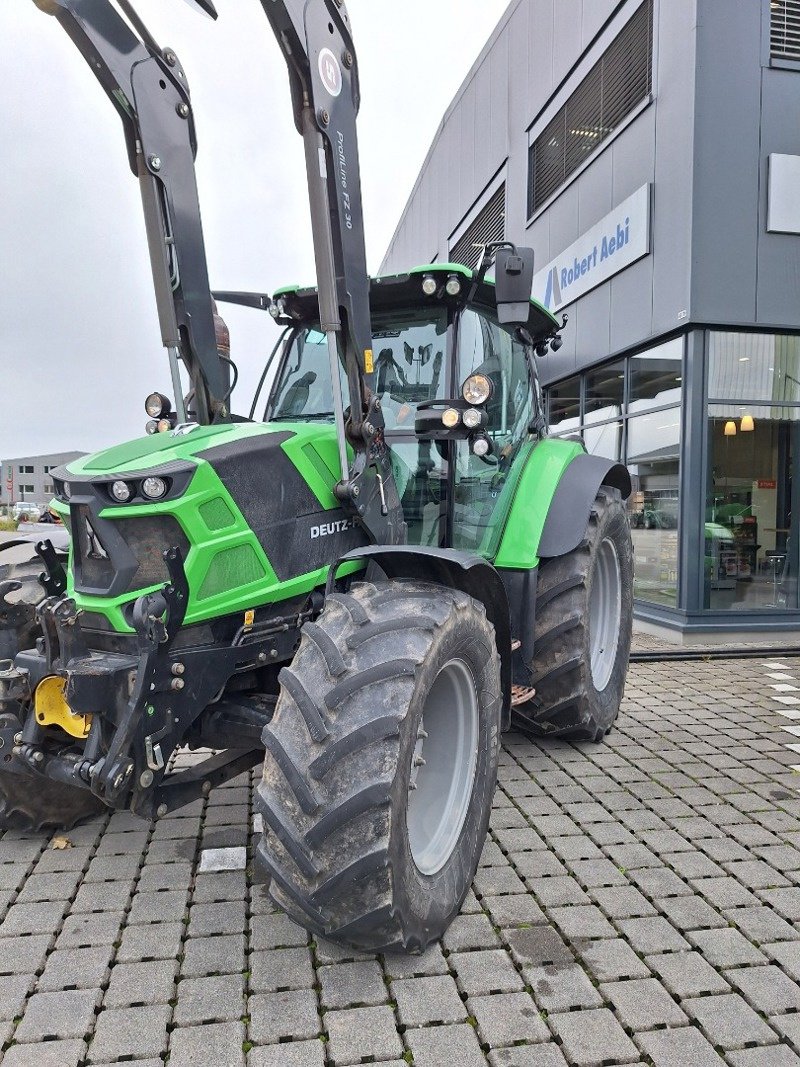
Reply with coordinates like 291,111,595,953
20,485,35,495
545,336,684,607
449,184,506,270
527,0,653,215
771,0,800,61
547,376,581,434
18,465,33,474
627,409,680,606
629,337,683,412
43,483,53,495
705,331,800,613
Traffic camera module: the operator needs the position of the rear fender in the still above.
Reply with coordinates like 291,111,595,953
538,454,630,559
328,545,512,728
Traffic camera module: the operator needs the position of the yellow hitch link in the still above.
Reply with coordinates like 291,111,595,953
34,676,92,740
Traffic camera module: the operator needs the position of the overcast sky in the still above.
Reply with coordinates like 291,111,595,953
0,0,509,460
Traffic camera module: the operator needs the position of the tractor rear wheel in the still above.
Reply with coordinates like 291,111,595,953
254,579,502,952
513,486,633,741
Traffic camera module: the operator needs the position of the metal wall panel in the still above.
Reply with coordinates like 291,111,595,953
609,254,654,354
690,0,761,324
575,282,612,372
756,70,800,326
582,0,623,50
648,0,694,336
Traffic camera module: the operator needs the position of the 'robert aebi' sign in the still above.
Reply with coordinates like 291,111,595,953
533,184,651,313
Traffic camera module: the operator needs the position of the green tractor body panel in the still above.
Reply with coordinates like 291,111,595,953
493,438,584,570
53,422,364,633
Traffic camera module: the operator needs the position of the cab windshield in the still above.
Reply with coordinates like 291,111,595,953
269,308,448,429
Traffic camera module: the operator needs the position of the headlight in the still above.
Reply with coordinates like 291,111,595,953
472,435,491,457
145,392,171,419
111,480,133,503
62,482,72,501
157,418,173,433
445,274,461,296
141,476,168,500
145,420,158,435
441,408,461,429
462,407,482,430
462,374,493,406
421,274,437,296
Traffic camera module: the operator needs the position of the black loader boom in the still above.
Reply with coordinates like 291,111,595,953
258,0,405,546
33,0,229,425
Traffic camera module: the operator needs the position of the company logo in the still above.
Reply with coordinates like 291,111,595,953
543,267,562,311
533,185,651,314
543,218,631,310
311,518,352,539
318,47,342,97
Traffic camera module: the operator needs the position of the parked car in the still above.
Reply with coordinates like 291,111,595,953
10,502,42,521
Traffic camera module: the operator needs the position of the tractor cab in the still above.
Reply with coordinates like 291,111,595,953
256,263,561,551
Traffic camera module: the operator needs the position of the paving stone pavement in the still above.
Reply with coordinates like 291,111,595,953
3,657,800,1064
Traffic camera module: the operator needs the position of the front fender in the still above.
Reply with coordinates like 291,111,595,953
328,545,512,728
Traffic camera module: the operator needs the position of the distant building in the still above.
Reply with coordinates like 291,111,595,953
381,0,800,642
0,452,86,509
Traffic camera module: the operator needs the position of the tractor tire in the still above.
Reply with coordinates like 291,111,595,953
254,579,502,953
0,555,45,661
0,753,106,833
513,485,633,741
0,551,105,832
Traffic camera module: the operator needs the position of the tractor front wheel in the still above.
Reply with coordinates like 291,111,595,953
514,485,633,741
0,718,106,832
254,580,502,952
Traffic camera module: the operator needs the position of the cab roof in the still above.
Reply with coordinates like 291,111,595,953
272,263,560,338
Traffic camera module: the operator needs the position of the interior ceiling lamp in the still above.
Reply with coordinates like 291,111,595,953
740,414,755,432
724,420,737,436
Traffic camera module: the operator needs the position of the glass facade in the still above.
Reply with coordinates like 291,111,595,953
547,337,683,606
546,330,800,627
705,332,800,613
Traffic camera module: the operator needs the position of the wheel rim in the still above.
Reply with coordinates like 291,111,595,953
589,536,622,692
406,658,479,876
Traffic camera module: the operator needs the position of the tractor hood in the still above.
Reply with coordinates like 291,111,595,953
46,421,364,634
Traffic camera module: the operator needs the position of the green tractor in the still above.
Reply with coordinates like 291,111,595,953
1,0,632,951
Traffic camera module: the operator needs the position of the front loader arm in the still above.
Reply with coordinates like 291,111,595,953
259,0,405,545
32,0,229,425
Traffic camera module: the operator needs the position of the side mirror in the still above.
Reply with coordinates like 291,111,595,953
495,247,534,326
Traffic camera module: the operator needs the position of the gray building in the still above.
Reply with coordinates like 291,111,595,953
0,452,86,511
381,0,800,641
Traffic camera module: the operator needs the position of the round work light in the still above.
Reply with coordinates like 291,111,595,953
145,392,171,419
462,374,493,406
141,477,168,500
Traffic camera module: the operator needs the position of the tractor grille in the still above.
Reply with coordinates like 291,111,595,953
115,516,190,590
73,506,190,595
